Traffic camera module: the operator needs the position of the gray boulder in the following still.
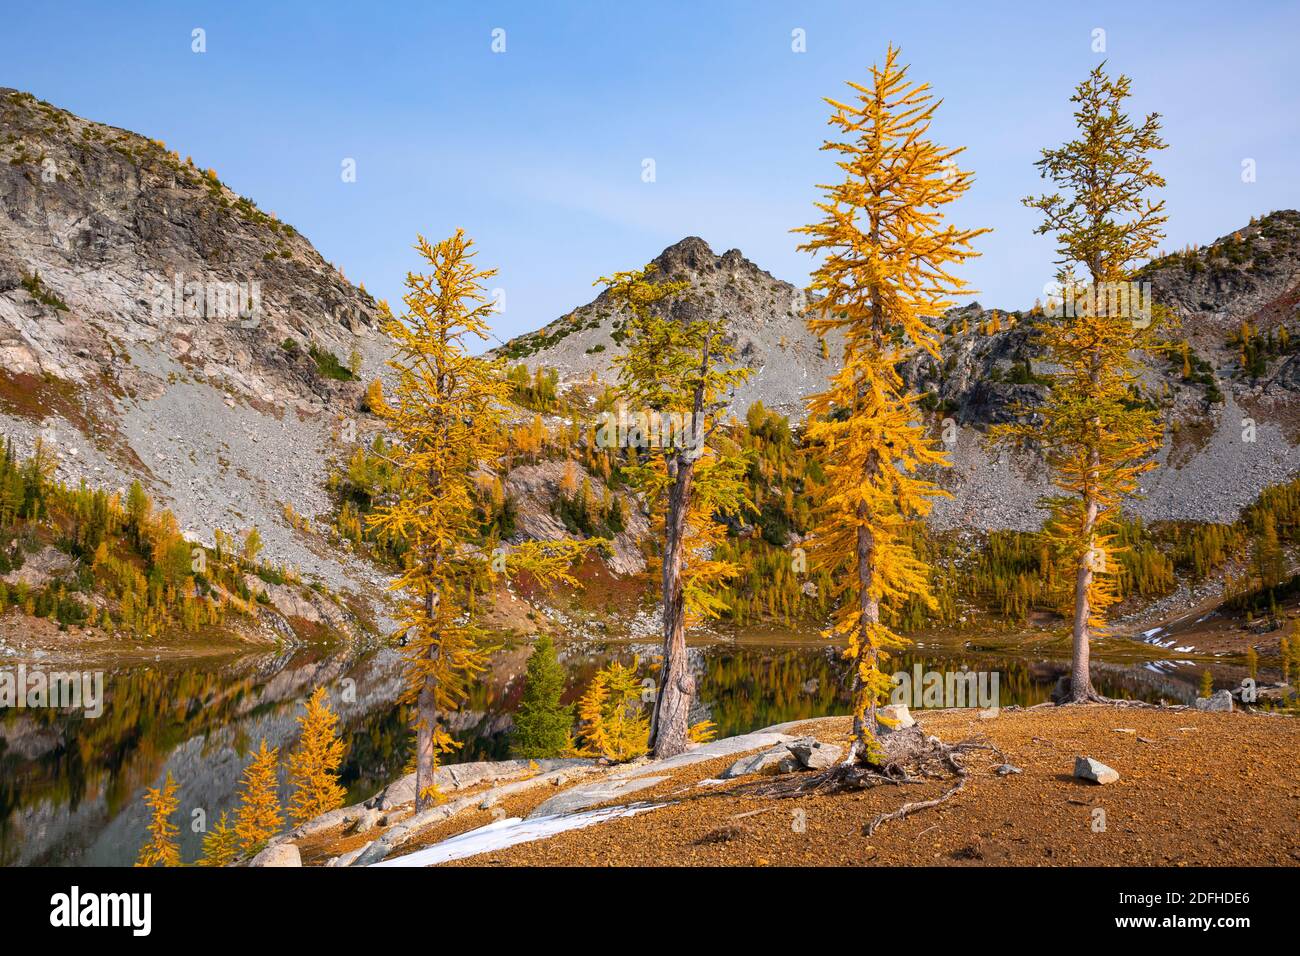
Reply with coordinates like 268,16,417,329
347,808,382,835
720,745,793,779
1194,690,1233,712
1073,756,1120,785
786,737,843,771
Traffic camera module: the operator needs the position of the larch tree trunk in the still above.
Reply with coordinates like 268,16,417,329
1068,342,1104,704
650,451,696,758
415,438,443,811
1068,500,1097,702
414,667,437,810
845,512,880,764
649,346,711,759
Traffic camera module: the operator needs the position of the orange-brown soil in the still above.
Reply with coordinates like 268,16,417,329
428,707,1299,867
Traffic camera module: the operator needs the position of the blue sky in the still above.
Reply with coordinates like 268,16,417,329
3,1,1297,344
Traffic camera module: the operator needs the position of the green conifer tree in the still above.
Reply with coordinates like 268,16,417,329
511,634,573,758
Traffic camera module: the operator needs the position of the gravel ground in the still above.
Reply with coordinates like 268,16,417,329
434,707,1300,867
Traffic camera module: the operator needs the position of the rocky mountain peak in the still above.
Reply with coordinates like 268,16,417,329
650,235,716,274
0,88,383,403
649,236,777,289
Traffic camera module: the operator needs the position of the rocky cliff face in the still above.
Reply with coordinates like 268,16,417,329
0,88,394,602
498,213,1300,529
5,85,1300,564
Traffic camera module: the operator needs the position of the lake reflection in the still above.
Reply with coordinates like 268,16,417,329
0,636,1204,866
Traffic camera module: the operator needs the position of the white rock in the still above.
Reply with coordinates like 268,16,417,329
250,843,301,867
1073,756,1120,785
877,703,916,730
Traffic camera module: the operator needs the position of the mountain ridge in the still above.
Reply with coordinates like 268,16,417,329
0,87,394,613
496,211,1300,528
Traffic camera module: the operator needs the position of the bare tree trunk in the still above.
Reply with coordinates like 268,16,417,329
845,502,880,765
1069,506,1097,703
649,343,711,760
414,671,437,810
1068,347,1103,704
415,445,443,811
650,454,695,758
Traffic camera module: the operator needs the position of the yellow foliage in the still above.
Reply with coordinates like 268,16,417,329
369,230,598,809
995,64,1166,699
199,811,238,867
599,264,752,755
687,719,717,744
573,659,650,761
795,45,987,757
233,738,282,857
135,771,180,867
287,686,347,825
364,378,386,414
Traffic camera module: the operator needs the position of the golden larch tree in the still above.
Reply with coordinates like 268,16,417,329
369,230,595,809
996,64,1166,702
795,45,988,762
287,685,348,825
200,810,239,867
233,738,283,857
135,771,181,867
599,265,751,757
572,658,651,761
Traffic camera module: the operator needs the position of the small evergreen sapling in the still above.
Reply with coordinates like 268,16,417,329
574,659,650,761
200,811,238,867
511,634,574,759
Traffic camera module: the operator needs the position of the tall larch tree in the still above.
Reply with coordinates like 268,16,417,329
370,231,595,810
135,771,180,867
997,64,1166,703
599,266,751,758
233,738,283,857
287,685,347,825
795,45,988,763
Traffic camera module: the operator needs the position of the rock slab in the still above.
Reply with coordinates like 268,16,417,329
1073,757,1120,785
250,843,302,867
1195,690,1233,712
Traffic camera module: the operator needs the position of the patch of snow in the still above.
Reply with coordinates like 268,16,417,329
374,803,665,867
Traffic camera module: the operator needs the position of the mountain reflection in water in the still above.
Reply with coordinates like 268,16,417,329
0,637,1206,866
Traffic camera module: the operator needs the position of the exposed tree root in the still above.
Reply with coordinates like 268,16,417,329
863,773,967,837
1056,695,1189,711
736,727,1003,838
1051,676,1189,710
